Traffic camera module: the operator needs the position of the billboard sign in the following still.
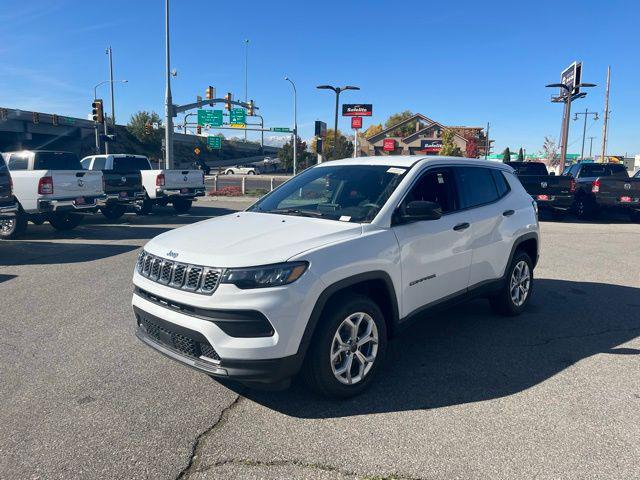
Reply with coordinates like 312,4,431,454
560,61,582,98
383,138,396,151
342,104,373,117
314,120,327,137
419,139,443,153
351,117,363,129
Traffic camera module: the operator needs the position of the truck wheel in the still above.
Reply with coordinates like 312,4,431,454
135,198,154,216
100,204,127,220
0,212,28,240
303,294,387,398
48,213,83,231
156,198,170,207
172,198,192,213
489,250,534,316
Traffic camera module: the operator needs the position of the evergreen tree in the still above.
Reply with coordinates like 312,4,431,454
517,147,524,161
502,147,512,163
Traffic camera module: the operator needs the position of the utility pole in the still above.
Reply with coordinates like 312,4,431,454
573,108,598,159
600,66,611,163
105,47,115,154
164,0,174,169
244,39,249,143
485,122,490,159
285,77,298,175
587,136,596,158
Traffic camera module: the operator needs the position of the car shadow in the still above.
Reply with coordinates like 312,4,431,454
0,241,139,266
538,209,637,224
230,279,640,418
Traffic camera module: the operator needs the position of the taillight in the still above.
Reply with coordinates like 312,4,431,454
569,177,576,193
156,173,165,187
591,179,600,193
38,176,54,195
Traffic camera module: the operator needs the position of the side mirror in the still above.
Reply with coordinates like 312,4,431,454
398,200,442,223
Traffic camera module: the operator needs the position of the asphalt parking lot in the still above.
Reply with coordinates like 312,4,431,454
1,200,639,479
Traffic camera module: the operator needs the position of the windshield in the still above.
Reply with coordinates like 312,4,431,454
248,164,409,223
34,152,82,170
112,156,151,172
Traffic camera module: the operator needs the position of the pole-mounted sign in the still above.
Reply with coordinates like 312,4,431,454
342,104,373,117
207,136,222,149
229,108,246,127
314,120,327,137
560,61,582,98
383,138,396,151
351,117,362,129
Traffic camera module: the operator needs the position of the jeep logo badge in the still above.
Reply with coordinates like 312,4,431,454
541,181,548,189
166,250,179,259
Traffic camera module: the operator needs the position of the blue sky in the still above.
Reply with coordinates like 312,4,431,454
0,0,638,156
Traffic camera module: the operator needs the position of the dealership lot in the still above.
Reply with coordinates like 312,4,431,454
1,200,639,479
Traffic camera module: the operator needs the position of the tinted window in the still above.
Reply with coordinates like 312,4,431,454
8,154,29,170
565,164,579,176
80,158,91,170
0,156,8,172
112,156,151,172
92,157,106,170
457,167,499,208
491,169,511,198
506,162,548,175
34,152,81,170
404,168,457,213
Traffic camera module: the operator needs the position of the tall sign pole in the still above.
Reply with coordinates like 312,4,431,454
600,66,611,163
105,47,115,154
164,0,174,169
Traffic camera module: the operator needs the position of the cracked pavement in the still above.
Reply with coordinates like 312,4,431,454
1,201,639,479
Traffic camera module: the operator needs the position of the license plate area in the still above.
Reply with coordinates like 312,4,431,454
119,191,129,199
74,196,86,205
181,187,189,194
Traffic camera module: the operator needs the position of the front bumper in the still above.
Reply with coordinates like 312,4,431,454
37,195,107,213
0,202,18,217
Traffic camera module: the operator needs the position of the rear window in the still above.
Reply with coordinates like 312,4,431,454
112,156,151,172
579,164,627,178
34,152,82,170
507,162,548,175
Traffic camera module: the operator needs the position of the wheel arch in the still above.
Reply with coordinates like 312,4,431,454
508,232,539,270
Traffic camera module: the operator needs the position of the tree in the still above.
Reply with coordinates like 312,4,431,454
465,137,479,158
540,136,560,167
439,129,463,157
310,129,353,160
384,111,416,137
517,147,525,162
278,136,312,172
127,111,162,144
364,123,383,138
502,147,511,163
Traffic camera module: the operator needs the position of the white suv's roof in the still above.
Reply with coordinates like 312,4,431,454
317,155,512,170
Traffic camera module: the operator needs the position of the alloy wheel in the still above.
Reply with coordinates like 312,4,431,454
0,217,16,234
510,260,531,307
330,312,379,385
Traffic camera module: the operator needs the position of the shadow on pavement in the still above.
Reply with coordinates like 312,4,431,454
235,279,640,418
0,241,139,266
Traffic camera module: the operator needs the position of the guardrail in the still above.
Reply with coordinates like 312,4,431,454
206,174,292,196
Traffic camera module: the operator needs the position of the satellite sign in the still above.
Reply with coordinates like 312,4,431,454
560,61,582,98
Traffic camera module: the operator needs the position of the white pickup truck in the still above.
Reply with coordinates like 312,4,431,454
0,150,104,239
87,154,205,214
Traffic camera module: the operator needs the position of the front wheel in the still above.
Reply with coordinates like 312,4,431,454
303,294,387,398
100,204,127,220
489,251,534,316
172,198,192,213
48,212,83,231
0,212,28,239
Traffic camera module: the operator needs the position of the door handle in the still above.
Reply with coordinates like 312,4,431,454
453,222,470,231
502,210,515,217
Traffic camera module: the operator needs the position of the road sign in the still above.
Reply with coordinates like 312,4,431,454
194,147,201,155
198,109,223,127
207,136,222,149
342,104,373,117
229,108,246,127
560,61,582,98
351,117,362,129
383,138,396,152
314,120,327,137
271,127,292,133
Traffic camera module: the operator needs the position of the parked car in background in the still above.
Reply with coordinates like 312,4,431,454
132,156,539,398
0,151,104,239
223,164,260,175
505,161,574,218
0,154,19,237
81,155,145,219
84,154,205,214
564,162,640,220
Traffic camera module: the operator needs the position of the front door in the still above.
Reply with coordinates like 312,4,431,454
392,167,473,318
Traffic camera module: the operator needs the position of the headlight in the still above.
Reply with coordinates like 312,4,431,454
221,261,308,289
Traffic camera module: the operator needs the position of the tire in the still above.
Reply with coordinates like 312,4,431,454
172,198,192,213
303,294,387,398
48,212,83,231
0,211,27,240
100,204,127,220
247,170,255,175
227,170,234,175
489,251,534,316
135,198,154,216
156,198,170,207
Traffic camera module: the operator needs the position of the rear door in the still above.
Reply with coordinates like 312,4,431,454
393,167,473,317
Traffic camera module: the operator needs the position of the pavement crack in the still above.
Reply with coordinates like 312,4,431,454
176,394,244,480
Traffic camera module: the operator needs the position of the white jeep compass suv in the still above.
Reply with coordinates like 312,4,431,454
132,156,539,398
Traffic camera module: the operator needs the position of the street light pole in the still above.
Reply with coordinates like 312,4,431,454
316,85,360,160
573,108,598,159
244,39,249,143
105,47,116,154
94,79,127,154
285,77,298,175
164,0,174,169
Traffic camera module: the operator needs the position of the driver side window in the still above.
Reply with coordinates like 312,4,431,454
404,168,458,213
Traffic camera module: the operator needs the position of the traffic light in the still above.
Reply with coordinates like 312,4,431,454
52,114,59,126
144,122,152,135
247,100,254,116
92,99,104,124
224,92,232,111
205,86,214,101
33,112,40,124
196,125,202,135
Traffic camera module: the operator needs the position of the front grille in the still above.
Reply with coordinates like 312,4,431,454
136,251,222,295
138,314,220,361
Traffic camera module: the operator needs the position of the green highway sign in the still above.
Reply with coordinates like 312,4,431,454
271,127,292,133
207,136,222,149
229,108,246,127
198,109,223,127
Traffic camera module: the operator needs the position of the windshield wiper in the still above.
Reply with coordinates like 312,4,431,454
269,208,325,218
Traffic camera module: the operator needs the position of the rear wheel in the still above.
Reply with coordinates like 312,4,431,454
172,198,192,213
0,211,27,239
303,294,387,398
135,197,154,215
100,204,127,220
489,251,533,316
48,212,83,231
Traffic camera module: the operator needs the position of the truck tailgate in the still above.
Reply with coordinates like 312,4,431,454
48,170,103,199
598,177,640,203
518,175,572,197
163,170,204,189
103,170,142,194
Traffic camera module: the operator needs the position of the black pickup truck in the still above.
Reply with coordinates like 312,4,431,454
505,162,574,217
0,154,19,237
564,162,640,220
81,155,145,219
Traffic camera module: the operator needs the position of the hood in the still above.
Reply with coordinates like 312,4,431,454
145,211,362,267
